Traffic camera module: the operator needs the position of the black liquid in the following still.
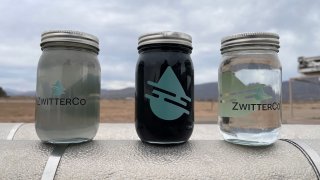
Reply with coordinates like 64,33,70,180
135,44,194,144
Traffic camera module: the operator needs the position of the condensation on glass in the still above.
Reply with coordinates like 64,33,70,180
135,31,194,144
218,32,282,146
35,30,101,144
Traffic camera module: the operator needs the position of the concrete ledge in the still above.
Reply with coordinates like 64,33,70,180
1,123,320,140
0,140,319,179
1,123,320,179
0,123,21,140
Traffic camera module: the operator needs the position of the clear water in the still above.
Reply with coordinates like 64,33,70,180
219,118,280,146
219,67,281,146
35,49,100,144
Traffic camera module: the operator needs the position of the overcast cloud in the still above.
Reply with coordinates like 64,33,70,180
0,0,319,91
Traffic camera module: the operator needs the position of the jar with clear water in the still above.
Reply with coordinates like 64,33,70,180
218,32,282,146
35,30,101,144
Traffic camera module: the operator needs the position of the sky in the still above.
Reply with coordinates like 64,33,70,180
0,0,320,91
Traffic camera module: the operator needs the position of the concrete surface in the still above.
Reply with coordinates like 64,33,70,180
1,123,320,140
1,123,320,179
0,140,318,179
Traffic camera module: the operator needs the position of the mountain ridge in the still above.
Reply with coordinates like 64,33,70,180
4,78,320,102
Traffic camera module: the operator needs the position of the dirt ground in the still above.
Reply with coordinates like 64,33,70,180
0,98,319,124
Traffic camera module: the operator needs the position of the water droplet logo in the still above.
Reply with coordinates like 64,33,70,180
145,66,191,120
52,81,65,97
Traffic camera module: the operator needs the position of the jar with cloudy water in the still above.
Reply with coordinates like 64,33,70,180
35,30,101,144
218,32,282,146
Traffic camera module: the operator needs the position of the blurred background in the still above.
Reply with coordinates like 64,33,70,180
0,0,319,123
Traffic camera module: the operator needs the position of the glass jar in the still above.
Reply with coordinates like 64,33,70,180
218,32,282,146
35,30,101,144
135,31,194,144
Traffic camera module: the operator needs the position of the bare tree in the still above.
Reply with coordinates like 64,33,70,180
0,87,8,97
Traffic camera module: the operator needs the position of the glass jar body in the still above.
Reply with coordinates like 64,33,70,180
218,50,282,146
35,47,101,144
135,44,194,144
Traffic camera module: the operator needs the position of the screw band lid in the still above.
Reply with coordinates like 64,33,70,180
138,31,192,48
221,32,280,54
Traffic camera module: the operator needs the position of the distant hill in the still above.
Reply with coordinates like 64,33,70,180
281,78,320,102
5,88,35,97
4,78,320,102
195,82,219,101
101,87,135,99
194,78,320,102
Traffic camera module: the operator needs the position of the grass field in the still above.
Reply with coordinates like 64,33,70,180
0,98,320,124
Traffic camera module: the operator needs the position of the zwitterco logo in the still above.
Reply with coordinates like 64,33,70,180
36,81,86,106
219,71,281,117
145,66,191,120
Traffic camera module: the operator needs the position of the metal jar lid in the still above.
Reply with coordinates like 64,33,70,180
220,32,280,54
138,31,192,48
41,30,99,51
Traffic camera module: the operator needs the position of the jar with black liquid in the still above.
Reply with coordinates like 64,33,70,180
135,31,194,144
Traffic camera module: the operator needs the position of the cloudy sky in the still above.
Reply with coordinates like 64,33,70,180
0,0,319,91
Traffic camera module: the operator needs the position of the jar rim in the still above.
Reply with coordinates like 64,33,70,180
138,31,192,48
221,32,280,54
41,30,99,52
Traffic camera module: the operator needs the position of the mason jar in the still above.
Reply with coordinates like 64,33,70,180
218,32,282,146
135,31,194,144
35,30,101,144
